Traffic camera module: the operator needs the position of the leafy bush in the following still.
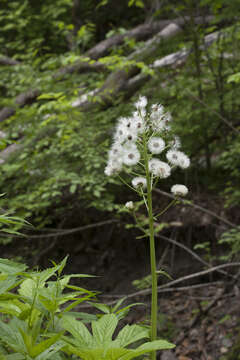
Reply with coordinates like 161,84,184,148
0,256,175,359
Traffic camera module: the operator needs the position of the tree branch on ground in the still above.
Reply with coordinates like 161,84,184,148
0,89,40,123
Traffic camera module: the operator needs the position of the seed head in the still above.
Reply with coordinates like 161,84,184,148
132,176,147,189
148,136,165,154
149,158,171,178
171,184,188,196
166,150,190,169
125,201,134,210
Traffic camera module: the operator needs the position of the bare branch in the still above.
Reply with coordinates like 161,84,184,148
156,233,233,278
0,219,118,239
153,188,236,228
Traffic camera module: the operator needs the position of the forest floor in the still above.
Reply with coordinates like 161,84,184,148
109,280,240,360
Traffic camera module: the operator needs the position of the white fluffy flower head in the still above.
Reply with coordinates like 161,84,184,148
148,137,165,154
132,176,147,189
150,104,172,132
166,150,190,169
171,184,188,197
135,96,147,110
122,144,140,166
105,97,190,192
169,136,181,150
125,201,134,210
104,158,122,176
149,158,171,178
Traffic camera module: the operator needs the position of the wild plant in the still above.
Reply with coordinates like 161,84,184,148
0,256,96,359
105,96,190,359
0,255,174,360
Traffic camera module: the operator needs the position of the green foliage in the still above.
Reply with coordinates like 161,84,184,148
0,0,73,58
89,297,144,320
61,313,175,359
128,0,144,8
0,256,96,358
0,77,122,227
217,134,240,207
0,257,175,359
0,202,30,244
218,226,240,261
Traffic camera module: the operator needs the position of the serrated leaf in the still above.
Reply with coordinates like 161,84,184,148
92,314,118,346
116,324,149,347
0,276,20,294
0,258,27,274
18,278,36,298
30,332,63,357
35,341,64,360
61,316,93,347
121,339,175,360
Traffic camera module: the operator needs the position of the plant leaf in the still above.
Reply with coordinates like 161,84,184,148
120,339,175,360
116,324,149,347
61,315,93,347
91,314,118,346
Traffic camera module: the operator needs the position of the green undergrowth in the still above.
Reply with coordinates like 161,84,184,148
0,256,175,359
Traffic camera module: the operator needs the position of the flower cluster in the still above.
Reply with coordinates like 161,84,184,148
105,96,190,195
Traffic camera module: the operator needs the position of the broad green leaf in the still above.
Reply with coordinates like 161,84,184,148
116,324,149,347
62,344,102,359
0,258,27,274
0,276,20,294
18,278,36,298
61,315,93,347
35,341,64,360
91,314,118,346
120,339,175,360
30,332,63,357
0,301,23,316
0,318,26,353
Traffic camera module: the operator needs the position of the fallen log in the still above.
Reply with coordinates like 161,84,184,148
0,89,40,123
57,15,214,76
0,28,222,161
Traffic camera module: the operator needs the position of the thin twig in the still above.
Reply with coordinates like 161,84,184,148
122,262,240,299
81,263,239,308
153,188,236,228
186,89,239,134
0,219,118,239
156,233,234,279
78,281,223,309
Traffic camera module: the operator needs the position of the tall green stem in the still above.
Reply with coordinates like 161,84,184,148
143,136,158,360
